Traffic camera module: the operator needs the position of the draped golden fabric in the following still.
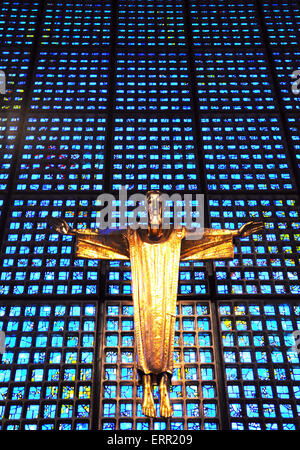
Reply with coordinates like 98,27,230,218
180,228,235,261
76,229,130,260
126,228,185,375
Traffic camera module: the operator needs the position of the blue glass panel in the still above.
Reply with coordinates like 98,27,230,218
0,302,96,429
272,51,300,111
117,0,186,47
0,1,39,46
30,51,109,112
15,115,106,193
200,116,295,192
101,301,219,430
262,1,300,46
209,196,300,296
219,301,300,430
0,116,19,191
115,53,191,112
0,198,101,297
111,116,200,193
189,0,262,47
195,51,276,112
40,1,111,47
0,49,30,111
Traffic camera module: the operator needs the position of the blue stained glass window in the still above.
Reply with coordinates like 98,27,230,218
194,51,276,112
117,0,186,47
189,0,262,47
0,1,39,46
0,198,102,297
111,116,200,193
30,51,109,111
101,301,219,430
0,302,96,430
115,53,191,112
0,0,299,433
40,1,111,47
209,196,300,296
263,1,300,46
0,116,19,191
272,51,300,111
219,301,300,430
286,116,300,175
0,49,31,111
200,116,295,192
15,115,106,193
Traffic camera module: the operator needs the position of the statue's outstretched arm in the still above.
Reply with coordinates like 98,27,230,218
49,218,130,260
49,218,75,235
180,221,263,261
234,221,264,239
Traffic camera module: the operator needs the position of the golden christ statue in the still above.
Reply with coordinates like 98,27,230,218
50,190,263,418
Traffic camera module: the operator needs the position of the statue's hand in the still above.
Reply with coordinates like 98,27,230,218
49,218,72,235
238,221,264,238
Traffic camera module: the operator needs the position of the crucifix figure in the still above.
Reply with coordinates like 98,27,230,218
50,191,263,418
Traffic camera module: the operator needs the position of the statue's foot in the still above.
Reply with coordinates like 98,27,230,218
142,374,156,418
142,389,156,417
159,374,173,418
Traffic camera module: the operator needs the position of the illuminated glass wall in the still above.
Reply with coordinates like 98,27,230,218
0,0,300,431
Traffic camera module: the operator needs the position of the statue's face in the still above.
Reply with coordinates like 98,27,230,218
146,191,162,230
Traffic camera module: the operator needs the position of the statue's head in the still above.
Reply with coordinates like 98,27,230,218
146,190,163,238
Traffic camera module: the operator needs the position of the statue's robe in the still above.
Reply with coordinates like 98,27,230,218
74,226,236,375
127,228,184,374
